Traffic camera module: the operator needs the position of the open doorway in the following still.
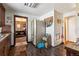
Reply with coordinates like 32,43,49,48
14,15,28,46
64,16,76,44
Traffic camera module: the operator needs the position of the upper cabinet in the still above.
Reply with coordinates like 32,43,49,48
0,3,5,27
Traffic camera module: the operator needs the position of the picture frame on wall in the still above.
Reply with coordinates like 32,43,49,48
44,16,53,27
56,19,61,24
6,16,12,25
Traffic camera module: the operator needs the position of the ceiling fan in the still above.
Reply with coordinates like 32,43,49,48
24,3,40,8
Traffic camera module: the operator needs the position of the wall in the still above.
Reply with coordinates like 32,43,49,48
54,10,63,46
63,11,76,17
36,20,46,44
31,19,46,46
39,9,63,47
39,10,54,37
5,9,15,45
39,10,55,46
5,10,39,45
76,16,79,38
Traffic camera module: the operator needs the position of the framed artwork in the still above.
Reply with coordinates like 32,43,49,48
6,16,12,25
56,19,61,24
44,16,53,27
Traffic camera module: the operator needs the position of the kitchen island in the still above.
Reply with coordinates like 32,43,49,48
0,33,11,56
65,42,79,56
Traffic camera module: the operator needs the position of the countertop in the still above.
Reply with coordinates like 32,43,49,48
65,42,79,52
0,33,10,42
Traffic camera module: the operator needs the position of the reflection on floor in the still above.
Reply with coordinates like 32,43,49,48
9,40,66,56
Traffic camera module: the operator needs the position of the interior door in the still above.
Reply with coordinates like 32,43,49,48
67,16,76,42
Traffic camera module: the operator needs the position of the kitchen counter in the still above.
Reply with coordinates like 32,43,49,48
65,42,79,52
0,33,11,56
65,42,79,56
0,33,10,42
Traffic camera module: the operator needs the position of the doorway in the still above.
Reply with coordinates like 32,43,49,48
64,16,76,44
14,15,28,46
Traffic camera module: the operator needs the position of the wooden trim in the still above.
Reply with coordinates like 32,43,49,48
14,15,28,46
64,17,67,44
14,15,28,18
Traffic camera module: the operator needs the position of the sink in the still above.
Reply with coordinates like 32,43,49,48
0,34,5,39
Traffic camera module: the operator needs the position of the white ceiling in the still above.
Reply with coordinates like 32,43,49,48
3,3,76,16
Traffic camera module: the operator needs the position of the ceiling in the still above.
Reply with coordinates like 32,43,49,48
3,3,76,16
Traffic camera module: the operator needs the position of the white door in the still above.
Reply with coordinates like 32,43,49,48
67,16,76,42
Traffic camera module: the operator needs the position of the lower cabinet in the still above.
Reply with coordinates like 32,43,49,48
65,47,79,56
0,34,11,56
0,45,5,56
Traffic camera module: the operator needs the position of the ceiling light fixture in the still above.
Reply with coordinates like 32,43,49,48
24,3,39,8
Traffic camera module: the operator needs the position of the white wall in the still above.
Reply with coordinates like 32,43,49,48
40,10,54,20
5,9,15,45
76,16,79,38
5,10,39,45
39,10,55,46
54,10,63,46
63,11,76,17
40,10,54,34
39,9,63,47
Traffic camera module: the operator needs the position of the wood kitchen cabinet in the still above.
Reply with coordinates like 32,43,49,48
0,34,11,56
0,42,5,56
0,3,5,27
65,47,79,56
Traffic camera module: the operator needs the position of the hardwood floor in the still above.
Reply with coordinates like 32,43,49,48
26,43,66,56
15,37,27,47
9,43,66,56
9,36,27,56
9,45,27,56
9,36,66,56
15,36,27,45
